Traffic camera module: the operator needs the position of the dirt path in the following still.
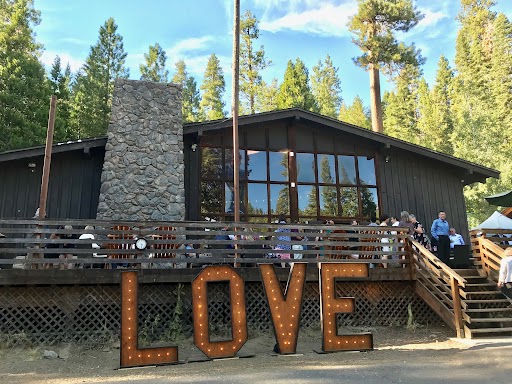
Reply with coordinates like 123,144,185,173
2,325,511,384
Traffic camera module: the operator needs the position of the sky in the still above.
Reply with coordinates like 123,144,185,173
34,0,512,110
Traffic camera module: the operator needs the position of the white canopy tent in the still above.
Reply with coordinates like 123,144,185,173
472,211,512,230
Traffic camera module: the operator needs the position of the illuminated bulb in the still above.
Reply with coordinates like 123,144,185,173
128,289,131,292
128,346,131,349
158,354,161,357
138,354,141,358
129,280,132,283
220,347,223,351
128,337,131,340
292,315,294,318
128,317,131,320
166,353,170,356
129,356,132,359
128,328,131,330
128,299,131,302
238,339,242,342
208,349,211,352
148,354,150,357
233,346,236,350
201,342,204,346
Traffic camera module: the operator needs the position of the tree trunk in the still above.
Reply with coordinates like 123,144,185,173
369,64,384,133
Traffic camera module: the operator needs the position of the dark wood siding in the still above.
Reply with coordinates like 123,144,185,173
0,148,105,219
378,148,469,243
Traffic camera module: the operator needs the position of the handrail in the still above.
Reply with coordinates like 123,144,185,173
409,238,466,338
410,239,467,287
477,237,507,278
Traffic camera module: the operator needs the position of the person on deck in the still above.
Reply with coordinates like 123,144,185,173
410,214,431,250
431,211,450,264
368,214,378,226
498,248,512,306
449,228,465,249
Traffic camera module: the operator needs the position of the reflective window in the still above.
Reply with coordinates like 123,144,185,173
269,151,289,182
358,156,376,185
319,186,338,216
225,149,246,180
247,183,268,215
361,187,379,217
339,187,359,217
224,183,246,214
247,150,267,181
201,181,223,214
270,184,289,215
296,153,316,183
338,156,356,185
317,155,336,184
298,185,317,216
201,148,223,179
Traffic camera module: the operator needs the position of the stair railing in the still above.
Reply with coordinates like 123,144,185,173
476,237,507,279
409,238,467,338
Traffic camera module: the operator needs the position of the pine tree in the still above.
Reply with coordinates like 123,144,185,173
240,10,270,114
383,64,422,144
348,0,424,133
0,0,50,151
172,60,201,123
338,95,371,129
276,58,317,112
140,42,169,82
70,17,129,138
255,79,279,113
311,55,342,118
49,56,73,141
200,54,226,121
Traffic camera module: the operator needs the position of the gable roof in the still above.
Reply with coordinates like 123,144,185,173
0,108,499,185
184,108,499,185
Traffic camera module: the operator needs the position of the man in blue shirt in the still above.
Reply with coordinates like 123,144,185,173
431,211,450,263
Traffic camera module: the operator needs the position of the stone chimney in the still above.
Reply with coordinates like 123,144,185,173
96,79,185,221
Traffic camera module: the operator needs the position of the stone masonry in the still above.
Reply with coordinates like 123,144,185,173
96,79,185,221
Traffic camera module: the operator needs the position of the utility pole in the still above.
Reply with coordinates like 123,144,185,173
232,0,241,223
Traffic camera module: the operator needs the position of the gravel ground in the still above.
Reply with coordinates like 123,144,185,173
1,325,511,384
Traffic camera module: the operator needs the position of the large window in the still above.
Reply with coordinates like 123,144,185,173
200,145,378,222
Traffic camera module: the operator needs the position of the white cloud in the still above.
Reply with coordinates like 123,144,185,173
40,50,84,72
259,2,358,37
183,54,231,77
165,36,216,59
416,8,449,31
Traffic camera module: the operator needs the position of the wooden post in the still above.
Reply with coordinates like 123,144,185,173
231,0,241,264
450,276,465,338
406,237,416,280
39,95,57,219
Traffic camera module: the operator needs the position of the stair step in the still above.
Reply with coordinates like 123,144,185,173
468,318,512,323
467,327,512,334
464,307,512,313
464,299,511,306
465,291,503,295
466,283,498,287
453,269,481,276
464,276,488,280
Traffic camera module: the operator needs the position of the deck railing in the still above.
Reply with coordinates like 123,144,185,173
470,229,512,274
410,239,467,338
0,219,411,269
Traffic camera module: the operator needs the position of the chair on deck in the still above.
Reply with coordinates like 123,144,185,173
153,226,182,268
326,230,350,259
107,225,134,268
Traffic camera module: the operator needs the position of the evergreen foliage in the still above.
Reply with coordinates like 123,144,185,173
348,0,424,132
277,58,317,112
0,0,50,151
240,10,270,114
70,17,129,138
311,55,342,118
49,56,73,141
254,79,279,113
172,60,201,123
338,95,371,129
199,54,226,121
139,43,169,82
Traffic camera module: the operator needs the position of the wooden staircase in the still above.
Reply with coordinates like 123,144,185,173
410,236,512,339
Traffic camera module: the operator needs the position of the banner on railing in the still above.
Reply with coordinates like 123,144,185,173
120,262,373,368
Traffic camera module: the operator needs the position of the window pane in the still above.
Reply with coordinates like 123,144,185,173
269,151,289,182
317,154,336,184
201,181,223,213
270,184,289,215
358,156,376,185
247,150,267,181
296,153,316,183
361,187,379,217
337,155,356,185
319,186,338,216
225,149,246,180
201,147,223,179
224,183,246,214
339,187,359,217
298,185,317,217
247,183,268,215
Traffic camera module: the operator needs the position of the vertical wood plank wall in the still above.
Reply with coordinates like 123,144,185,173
0,148,105,219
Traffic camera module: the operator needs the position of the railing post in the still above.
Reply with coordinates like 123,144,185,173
450,276,465,338
406,237,415,280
